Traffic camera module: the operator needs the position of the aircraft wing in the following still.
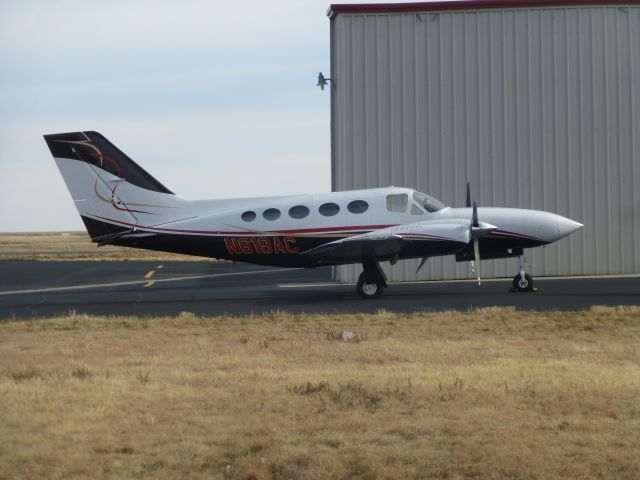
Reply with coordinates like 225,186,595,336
302,219,471,263
302,232,404,261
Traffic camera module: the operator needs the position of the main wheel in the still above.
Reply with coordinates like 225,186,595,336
357,273,383,299
512,273,534,292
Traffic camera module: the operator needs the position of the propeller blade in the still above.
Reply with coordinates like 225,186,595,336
468,195,482,285
416,257,428,274
472,201,479,228
473,238,481,285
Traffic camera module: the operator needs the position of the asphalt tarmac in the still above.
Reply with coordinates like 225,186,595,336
0,261,638,319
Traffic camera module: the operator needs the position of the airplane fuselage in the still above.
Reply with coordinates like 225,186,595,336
91,186,579,268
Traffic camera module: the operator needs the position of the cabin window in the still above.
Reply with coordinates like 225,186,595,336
319,202,340,217
411,204,424,215
386,193,408,213
262,208,281,221
241,211,256,222
289,205,310,219
347,200,369,214
413,191,446,213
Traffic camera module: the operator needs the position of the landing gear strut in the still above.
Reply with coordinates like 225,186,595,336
512,254,534,292
356,258,387,299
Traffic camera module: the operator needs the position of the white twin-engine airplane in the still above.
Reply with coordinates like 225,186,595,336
45,131,583,299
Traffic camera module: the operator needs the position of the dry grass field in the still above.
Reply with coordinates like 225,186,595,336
0,232,208,261
0,307,638,479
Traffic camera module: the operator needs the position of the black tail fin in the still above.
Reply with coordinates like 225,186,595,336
43,131,173,194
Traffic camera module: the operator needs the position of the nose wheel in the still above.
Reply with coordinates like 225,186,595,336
512,272,534,291
510,255,536,292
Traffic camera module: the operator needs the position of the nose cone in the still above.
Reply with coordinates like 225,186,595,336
556,216,583,240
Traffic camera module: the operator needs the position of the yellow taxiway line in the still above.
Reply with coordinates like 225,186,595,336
0,268,301,297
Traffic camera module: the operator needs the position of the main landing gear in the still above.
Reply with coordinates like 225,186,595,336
356,258,388,299
511,254,535,292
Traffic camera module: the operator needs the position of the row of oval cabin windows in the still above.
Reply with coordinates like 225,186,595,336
240,193,441,222
241,200,369,222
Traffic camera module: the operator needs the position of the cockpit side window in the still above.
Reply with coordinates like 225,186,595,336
411,204,424,215
386,193,408,213
412,191,446,213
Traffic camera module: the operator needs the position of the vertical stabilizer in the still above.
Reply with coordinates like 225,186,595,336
44,131,184,240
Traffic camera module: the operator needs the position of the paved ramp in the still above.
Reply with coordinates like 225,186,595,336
0,261,638,319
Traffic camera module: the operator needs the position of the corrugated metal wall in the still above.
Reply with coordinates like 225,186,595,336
331,5,640,282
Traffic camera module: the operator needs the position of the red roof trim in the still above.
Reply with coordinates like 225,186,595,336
328,1,640,17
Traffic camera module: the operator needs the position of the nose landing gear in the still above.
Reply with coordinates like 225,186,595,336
511,255,537,292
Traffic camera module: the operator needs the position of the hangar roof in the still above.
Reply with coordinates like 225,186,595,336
328,0,640,18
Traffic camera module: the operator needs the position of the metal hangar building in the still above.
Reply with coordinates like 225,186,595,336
327,0,640,283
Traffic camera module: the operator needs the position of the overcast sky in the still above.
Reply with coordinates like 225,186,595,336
0,0,401,232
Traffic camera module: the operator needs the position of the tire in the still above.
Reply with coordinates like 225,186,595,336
512,273,534,292
357,273,383,299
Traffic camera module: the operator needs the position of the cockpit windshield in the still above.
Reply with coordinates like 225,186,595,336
412,191,447,213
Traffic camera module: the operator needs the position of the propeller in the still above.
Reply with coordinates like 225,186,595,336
466,185,497,286
471,201,481,285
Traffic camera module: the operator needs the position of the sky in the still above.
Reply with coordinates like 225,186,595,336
0,0,401,232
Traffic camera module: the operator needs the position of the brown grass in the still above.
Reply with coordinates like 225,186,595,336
0,306,639,479
0,232,210,261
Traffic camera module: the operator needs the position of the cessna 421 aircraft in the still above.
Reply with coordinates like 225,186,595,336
45,131,583,299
